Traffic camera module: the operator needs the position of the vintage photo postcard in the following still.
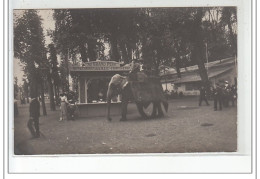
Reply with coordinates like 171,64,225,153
7,0,254,174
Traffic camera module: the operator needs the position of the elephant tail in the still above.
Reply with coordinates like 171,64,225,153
162,101,168,112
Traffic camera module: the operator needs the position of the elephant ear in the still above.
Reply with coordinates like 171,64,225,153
108,83,121,97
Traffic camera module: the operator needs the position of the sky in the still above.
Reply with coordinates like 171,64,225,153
13,10,55,85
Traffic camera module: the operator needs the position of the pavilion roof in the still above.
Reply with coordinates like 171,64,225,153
160,57,236,84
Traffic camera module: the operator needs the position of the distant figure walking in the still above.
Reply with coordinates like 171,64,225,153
27,96,40,138
199,85,209,106
59,93,68,121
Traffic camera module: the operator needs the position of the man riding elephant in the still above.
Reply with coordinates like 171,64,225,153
106,59,168,121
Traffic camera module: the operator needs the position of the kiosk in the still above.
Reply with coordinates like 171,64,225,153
69,61,131,117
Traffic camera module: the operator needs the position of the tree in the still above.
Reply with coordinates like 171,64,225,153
59,54,70,93
53,9,99,62
69,9,98,62
189,8,210,88
14,77,19,99
22,78,30,103
48,43,60,105
49,7,236,91
14,10,47,115
47,70,56,111
221,7,237,56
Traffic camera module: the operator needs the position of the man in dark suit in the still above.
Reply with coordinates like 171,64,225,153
27,96,40,138
199,85,209,106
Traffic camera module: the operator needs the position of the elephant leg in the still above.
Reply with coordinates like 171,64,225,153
106,85,114,121
157,102,164,117
151,102,163,118
151,102,157,118
120,94,128,121
137,103,149,119
107,99,112,121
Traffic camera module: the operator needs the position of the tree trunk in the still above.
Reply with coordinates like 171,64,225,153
30,75,38,99
64,54,70,93
54,84,59,105
126,42,132,62
106,85,113,121
191,9,210,89
176,57,181,78
193,44,209,85
119,41,129,63
87,39,96,61
79,41,88,62
227,21,237,55
47,73,56,111
25,88,30,103
40,82,47,116
175,48,182,78
110,33,120,62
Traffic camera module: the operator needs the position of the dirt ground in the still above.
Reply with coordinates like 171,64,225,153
13,97,237,155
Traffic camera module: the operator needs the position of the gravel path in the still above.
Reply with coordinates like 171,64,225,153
14,97,237,155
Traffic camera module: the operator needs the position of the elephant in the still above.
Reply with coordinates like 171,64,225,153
106,74,168,121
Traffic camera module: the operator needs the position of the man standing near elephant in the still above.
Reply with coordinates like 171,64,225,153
199,85,209,106
27,96,40,138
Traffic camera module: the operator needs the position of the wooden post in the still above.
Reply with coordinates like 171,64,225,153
79,78,85,103
85,79,88,103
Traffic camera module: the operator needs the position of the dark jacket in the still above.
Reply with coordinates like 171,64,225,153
215,86,223,97
199,87,206,97
29,98,40,118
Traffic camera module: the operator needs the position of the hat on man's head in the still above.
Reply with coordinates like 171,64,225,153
225,81,229,84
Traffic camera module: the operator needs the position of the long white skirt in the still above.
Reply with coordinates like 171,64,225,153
60,102,68,120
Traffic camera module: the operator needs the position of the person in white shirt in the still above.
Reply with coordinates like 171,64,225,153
59,93,68,121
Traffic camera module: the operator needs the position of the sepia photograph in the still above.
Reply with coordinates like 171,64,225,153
13,7,238,155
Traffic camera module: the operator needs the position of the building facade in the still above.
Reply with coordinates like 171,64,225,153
69,61,131,103
160,57,237,96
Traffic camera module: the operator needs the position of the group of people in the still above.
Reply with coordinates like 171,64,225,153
27,91,78,138
164,89,184,99
59,92,78,121
199,81,237,111
26,58,237,138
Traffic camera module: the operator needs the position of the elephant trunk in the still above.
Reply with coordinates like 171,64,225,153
106,84,113,121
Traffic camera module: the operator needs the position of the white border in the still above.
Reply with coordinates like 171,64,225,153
6,0,254,175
